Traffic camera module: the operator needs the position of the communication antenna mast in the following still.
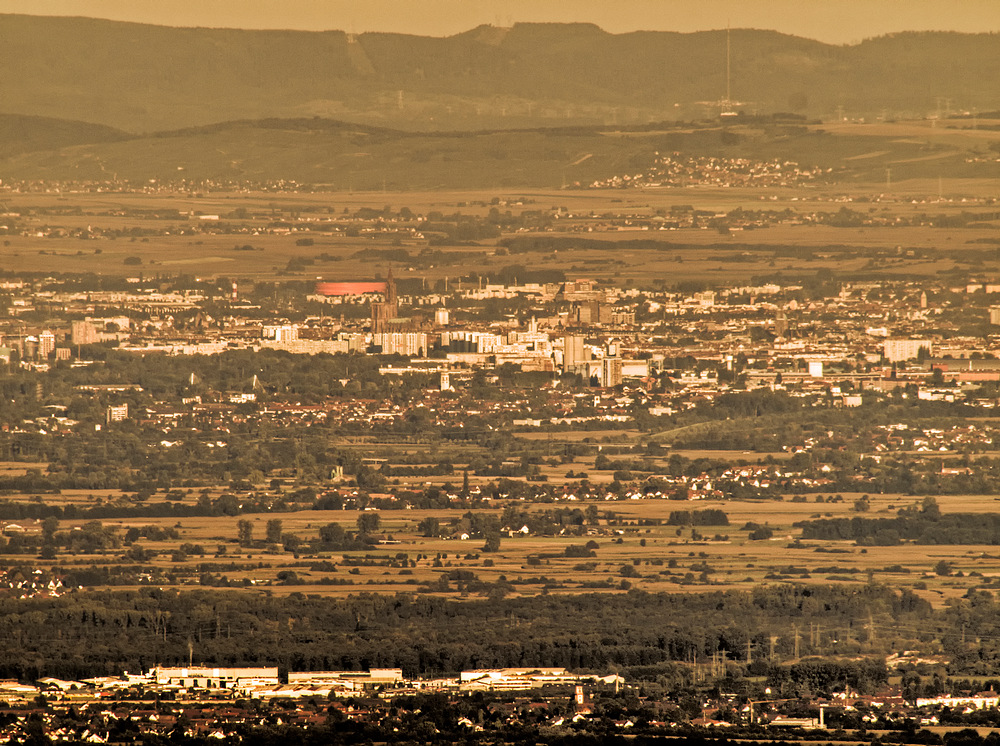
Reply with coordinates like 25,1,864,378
726,24,731,106
719,25,741,118
695,24,751,117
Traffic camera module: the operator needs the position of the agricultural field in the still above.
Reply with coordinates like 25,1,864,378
4,179,1000,284
5,481,1000,609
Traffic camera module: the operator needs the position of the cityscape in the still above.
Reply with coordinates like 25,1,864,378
4,2,1000,744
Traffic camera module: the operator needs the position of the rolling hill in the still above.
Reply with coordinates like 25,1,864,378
0,113,129,158
2,116,997,190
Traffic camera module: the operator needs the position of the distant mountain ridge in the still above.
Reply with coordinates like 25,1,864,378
1,15,999,133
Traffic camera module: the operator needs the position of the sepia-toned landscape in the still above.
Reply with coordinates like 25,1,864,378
3,5,1000,744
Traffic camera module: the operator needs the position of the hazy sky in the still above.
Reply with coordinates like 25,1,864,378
1,0,998,43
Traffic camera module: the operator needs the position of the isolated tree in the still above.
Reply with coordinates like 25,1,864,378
265,519,283,544
357,512,381,535
482,529,501,553
418,517,440,537
318,522,347,547
41,516,59,543
237,519,253,547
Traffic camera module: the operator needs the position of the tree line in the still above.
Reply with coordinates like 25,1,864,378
0,583,944,684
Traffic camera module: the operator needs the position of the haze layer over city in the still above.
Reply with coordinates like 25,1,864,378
1,2,1000,743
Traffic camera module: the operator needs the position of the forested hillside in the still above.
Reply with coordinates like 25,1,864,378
2,15,999,131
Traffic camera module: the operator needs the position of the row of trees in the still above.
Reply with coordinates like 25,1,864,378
795,499,1000,546
0,582,955,683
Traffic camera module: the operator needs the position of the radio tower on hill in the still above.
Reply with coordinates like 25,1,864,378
721,25,737,118
698,26,750,118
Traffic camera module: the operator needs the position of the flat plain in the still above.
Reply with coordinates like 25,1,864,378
4,119,1000,610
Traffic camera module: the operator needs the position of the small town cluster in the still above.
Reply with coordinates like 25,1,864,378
590,153,834,190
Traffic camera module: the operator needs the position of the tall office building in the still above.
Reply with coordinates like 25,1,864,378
564,334,585,371
38,330,56,359
71,321,99,345
883,339,932,362
602,358,623,388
